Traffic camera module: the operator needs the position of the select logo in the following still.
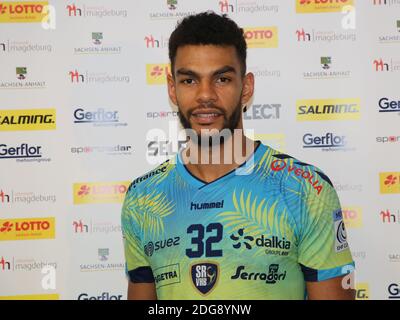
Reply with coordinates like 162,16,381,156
296,99,360,121
0,1,49,23
296,0,354,14
73,181,130,204
0,109,56,131
243,27,278,48
0,217,55,241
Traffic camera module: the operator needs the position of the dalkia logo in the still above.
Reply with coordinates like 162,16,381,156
296,99,361,121
0,143,51,163
73,32,122,55
342,207,363,228
0,217,55,241
66,4,128,18
230,228,291,256
303,56,351,79
296,0,354,13
0,1,49,23
231,264,287,284
190,262,219,296
69,69,130,84
73,108,127,127
0,109,56,131
373,58,400,72
0,67,46,89
73,181,130,204
0,189,56,205
243,27,278,48
146,64,170,85
380,172,400,194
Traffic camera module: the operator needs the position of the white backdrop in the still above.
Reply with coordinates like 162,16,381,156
0,0,399,300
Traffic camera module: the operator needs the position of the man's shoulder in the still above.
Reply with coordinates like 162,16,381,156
259,146,336,199
126,159,176,195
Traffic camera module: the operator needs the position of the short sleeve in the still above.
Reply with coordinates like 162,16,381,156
298,182,355,282
121,185,154,283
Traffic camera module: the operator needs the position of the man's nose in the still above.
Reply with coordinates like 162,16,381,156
196,81,217,104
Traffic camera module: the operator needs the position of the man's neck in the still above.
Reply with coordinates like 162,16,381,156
181,134,258,184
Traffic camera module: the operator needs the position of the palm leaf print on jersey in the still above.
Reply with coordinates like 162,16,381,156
218,189,294,257
135,190,175,238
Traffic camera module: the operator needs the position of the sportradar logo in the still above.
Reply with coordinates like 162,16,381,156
296,98,361,121
0,1,49,23
243,27,278,48
380,172,400,194
0,217,55,241
296,0,354,14
73,181,130,204
0,109,56,131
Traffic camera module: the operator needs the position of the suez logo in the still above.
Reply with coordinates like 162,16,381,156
243,104,281,120
0,109,56,131
229,228,291,256
231,264,286,284
379,172,400,194
378,97,400,113
77,292,122,300
143,237,180,257
72,107,127,127
73,181,130,204
296,0,354,13
0,1,49,23
0,217,55,241
296,99,361,121
242,27,278,48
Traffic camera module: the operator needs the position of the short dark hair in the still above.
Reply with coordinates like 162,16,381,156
168,11,247,76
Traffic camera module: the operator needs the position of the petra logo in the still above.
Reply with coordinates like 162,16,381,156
78,185,90,196
270,154,333,195
380,209,399,223
73,220,88,233
0,190,10,203
373,59,389,71
0,256,11,270
219,0,234,13
144,35,160,48
66,4,82,16
69,70,84,83
296,29,311,41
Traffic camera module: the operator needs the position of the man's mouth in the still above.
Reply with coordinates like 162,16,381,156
191,110,223,124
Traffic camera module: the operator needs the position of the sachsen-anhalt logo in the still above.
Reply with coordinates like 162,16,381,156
191,262,219,296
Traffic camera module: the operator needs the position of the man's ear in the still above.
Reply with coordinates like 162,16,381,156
241,72,255,106
167,72,178,106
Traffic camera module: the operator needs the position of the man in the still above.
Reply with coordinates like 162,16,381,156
122,12,355,300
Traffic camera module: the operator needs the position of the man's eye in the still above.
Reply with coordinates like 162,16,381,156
217,77,230,83
181,79,195,84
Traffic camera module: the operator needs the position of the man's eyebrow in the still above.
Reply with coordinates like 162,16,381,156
176,66,237,77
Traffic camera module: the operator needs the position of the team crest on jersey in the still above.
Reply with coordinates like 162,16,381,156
190,262,219,295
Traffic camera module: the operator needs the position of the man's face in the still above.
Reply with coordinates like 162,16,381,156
167,45,254,143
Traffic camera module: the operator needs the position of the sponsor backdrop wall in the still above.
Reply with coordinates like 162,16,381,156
0,0,399,300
